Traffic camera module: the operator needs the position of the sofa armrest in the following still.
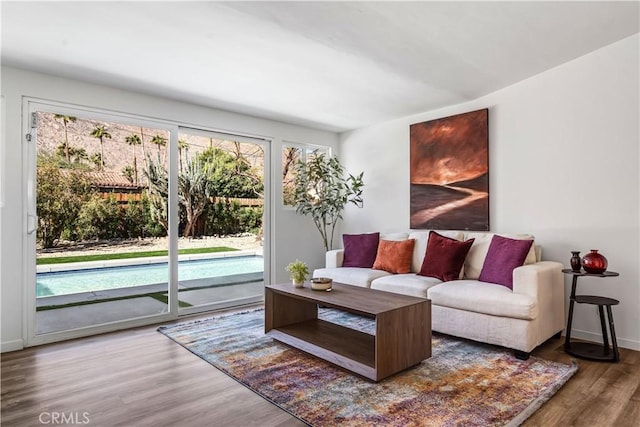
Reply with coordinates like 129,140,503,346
326,249,344,268
512,261,565,337
512,261,562,297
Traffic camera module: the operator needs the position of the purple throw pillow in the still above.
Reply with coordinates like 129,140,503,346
419,231,474,281
342,233,380,268
478,235,534,289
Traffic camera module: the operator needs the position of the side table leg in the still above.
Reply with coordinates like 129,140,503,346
598,305,610,353
606,306,620,362
564,299,576,350
564,275,579,351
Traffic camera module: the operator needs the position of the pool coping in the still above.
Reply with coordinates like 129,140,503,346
36,272,265,307
36,250,260,273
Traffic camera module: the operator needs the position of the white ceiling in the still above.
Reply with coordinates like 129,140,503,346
2,1,639,132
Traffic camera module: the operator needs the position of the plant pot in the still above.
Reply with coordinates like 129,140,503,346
292,279,304,288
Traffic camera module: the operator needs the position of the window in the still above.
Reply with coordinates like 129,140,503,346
282,144,329,207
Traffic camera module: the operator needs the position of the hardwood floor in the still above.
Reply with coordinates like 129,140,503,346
2,307,639,427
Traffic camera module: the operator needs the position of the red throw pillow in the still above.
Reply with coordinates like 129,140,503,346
478,235,534,289
419,231,474,281
372,239,415,274
342,233,380,268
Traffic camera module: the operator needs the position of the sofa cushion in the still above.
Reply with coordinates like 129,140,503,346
478,235,533,289
419,231,475,281
342,232,380,268
313,267,390,288
409,230,464,274
427,280,538,320
463,233,536,279
371,274,442,298
373,239,415,274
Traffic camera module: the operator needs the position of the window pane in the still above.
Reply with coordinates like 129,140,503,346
282,145,331,206
35,111,170,334
282,146,302,206
176,130,265,312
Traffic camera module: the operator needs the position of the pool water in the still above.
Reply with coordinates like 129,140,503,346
37,256,264,297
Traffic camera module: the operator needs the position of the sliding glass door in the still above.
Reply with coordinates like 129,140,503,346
175,128,265,314
25,100,269,345
28,105,173,340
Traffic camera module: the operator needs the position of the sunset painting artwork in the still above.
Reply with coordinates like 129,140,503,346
410,109,489,230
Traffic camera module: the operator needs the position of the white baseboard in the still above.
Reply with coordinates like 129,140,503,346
1,339,24,353
569,329,640,352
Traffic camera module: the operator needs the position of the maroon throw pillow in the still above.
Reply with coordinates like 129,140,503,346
342,232,380,268
418,231,474,281
478,235,534,289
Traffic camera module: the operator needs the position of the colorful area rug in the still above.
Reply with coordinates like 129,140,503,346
158,309,576,426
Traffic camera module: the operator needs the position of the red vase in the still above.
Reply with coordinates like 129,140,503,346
581,249,608,274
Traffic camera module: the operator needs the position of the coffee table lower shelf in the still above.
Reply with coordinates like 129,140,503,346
267,319,376,380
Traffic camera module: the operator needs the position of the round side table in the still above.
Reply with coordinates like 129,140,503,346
562,269,620,362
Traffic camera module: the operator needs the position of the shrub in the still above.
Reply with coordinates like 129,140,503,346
36,159,94,248
77,195,123,240
203,200,262,236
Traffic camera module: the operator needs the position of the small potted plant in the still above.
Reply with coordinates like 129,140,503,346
286,260,309,288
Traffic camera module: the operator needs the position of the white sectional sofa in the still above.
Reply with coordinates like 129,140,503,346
313,231,565,359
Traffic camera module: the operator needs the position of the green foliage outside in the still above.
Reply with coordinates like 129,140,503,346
146,147,264,238
37,158,94,247
204,200,263,236
37,139,264,247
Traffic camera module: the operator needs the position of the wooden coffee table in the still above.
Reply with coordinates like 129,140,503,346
265,282,431,381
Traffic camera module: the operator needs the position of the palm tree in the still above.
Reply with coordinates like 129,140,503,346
54,114,77,163
178,139,189,172
125,133,142,185
122,165,135,184
90,153,102,169
151,134,167,165
69,147,88,165
89,125,111,170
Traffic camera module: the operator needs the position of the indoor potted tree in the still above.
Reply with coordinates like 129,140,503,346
293,151,364,251
286,259,309,288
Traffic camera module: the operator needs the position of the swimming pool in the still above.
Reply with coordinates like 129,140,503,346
37,256,264,297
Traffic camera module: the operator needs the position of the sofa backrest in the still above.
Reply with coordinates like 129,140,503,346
366,230,538,278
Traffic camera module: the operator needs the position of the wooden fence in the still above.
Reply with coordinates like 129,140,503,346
99,191,263,207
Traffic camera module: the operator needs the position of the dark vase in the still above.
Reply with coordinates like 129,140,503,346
582,249,608,274
570,251,581,272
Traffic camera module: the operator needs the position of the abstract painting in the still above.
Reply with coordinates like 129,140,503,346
410,108,489,230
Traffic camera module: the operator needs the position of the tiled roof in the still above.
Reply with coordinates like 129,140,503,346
60,170,144,189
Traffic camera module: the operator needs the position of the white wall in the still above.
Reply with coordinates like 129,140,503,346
339,34,640,350
0,67,337,352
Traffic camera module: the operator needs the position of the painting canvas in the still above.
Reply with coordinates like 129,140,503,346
410,109,489,230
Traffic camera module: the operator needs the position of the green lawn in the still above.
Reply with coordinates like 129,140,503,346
36,246,239,265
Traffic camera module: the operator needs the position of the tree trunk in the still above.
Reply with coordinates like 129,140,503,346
133,157,138,186
64,124,70,163
99,137,105,171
